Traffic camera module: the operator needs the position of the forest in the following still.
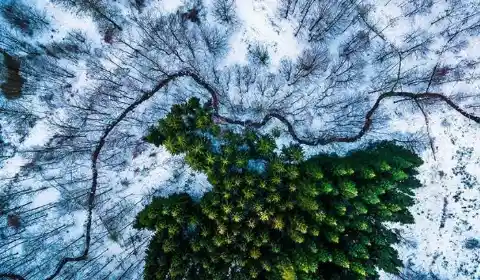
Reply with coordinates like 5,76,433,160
0,0,479,279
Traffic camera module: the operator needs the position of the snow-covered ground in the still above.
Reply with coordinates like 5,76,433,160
383,112,480,279
1,0,479,279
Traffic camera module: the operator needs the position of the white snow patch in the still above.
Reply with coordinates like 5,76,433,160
21,118,55,148
31,188,61,208
224,0,304,69
70,210,88,237
34,0,103,44
0,155,27,178
104,239,125,256
146,0,184,14
385,113,480,279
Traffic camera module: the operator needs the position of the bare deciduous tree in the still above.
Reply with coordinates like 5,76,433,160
212,0,236,24
0,0,50,37
1,0,480,279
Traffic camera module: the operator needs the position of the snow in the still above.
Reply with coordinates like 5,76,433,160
160,0,184,13
33,0,103,44
31,188,60,208
0,155,26,177
70,210,88,237
21,118,56,148
1,0,479,279
391,113,480,279
224,0,304,69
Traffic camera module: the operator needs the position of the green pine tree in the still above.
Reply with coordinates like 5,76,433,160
134,98,424,280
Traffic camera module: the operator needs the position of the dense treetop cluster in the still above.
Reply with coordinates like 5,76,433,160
135,98,424,280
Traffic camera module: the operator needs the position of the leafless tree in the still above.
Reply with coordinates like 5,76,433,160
0,0,50,37
212,0,236,25
1,0,480,279
51,0,125,31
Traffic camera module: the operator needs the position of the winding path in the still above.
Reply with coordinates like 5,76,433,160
4,70,479,280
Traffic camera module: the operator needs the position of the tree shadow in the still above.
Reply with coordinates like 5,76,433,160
1,50,23,99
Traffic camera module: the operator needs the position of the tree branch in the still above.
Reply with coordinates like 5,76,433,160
414,100,437,160
0,274,26,280
215,91,480,146
7,72,479,280
43,71,189,280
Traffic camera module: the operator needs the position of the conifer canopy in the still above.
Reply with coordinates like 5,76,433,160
135,98,423,280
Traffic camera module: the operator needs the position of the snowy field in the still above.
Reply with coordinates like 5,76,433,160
1,0,479,279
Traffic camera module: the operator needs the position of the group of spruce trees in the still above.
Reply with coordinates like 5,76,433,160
134,98,423,279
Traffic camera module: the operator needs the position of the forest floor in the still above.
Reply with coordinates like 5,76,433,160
1,0,479,279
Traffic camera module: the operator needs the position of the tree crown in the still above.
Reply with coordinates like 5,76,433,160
135,98,424,280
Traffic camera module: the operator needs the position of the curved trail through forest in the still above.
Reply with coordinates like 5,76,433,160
7,71,478,280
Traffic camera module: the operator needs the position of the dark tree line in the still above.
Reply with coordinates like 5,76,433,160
1,50,23,100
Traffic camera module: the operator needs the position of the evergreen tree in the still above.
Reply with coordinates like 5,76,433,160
135,98,424,280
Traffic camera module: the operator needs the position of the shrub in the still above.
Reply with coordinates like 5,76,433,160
135,98,424,279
